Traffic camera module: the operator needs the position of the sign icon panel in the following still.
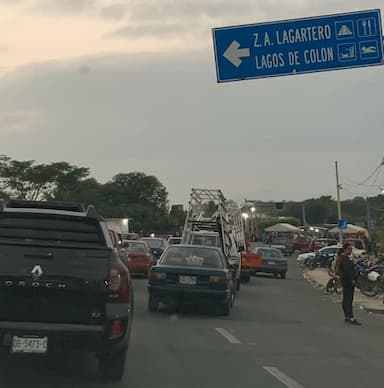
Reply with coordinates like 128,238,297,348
357,18,377,37
360,40,379,59
335,21,354,39
338,43,357,61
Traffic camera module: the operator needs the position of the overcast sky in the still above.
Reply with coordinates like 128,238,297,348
0,0,383,205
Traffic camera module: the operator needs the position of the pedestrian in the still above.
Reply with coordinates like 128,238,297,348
332,247,344,275
336,242,361,325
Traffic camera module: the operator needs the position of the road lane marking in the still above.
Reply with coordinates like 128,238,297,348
215,328,241,344
263,366,305,388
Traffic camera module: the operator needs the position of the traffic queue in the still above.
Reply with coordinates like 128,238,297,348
111,188,287,316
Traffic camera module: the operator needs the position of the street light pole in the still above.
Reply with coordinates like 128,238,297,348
250,207,256,240
242,212,249,241
335,161,343,244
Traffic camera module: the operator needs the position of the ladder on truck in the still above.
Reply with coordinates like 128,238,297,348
227,206,246,251
181,188,238,259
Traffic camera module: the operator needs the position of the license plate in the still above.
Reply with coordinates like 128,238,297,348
268,261,276,265
12,336,48,354
179,276,197,285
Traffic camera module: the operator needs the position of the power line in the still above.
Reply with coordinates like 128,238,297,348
356,156,384,185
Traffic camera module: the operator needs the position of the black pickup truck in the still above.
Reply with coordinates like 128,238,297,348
0,200,133,380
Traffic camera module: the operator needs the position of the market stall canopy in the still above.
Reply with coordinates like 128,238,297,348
265,223,301,233
328,224,368,236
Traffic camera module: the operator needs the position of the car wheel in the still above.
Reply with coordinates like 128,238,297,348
273,273,278,279
148,295,159,312
308,261,316,270
99,348,127,381
280,272,286,279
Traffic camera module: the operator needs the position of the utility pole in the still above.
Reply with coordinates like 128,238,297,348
335,161,343,244
366,196,373,252
302,202,308,227
366,196,371,231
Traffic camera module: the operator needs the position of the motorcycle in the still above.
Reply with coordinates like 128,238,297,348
326,275,342,294
356,261,384,297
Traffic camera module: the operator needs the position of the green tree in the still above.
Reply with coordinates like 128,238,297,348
0,189,9,201
168,204,186,235
110,172,168,212
53,178,103,205
0,155,90,201
102,172,170,234
50,162,90,200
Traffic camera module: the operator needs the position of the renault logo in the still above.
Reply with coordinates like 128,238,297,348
31,265,43,280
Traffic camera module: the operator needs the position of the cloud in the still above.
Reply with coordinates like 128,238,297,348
105,0,384,41
1,51,382,204
104,0,257,40
99,3,127,21
0,111,40,133
127,0,254,22
1,0,383,203
78,65,92,74
107,22,198,38
31,0,100,16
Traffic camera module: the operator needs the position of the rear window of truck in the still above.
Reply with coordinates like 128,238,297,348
0,213,106,248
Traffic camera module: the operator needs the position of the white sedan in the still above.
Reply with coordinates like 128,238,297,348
297,245,366,267
297,252,315,266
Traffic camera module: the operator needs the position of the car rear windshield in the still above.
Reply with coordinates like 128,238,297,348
191,234,220,247
161,246,224,268
0,213,106,248
257,249,283,258
127,242,146,252
141,239,163,249
168,238,181,245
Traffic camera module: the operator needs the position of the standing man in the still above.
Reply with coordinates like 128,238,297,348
336,242,361,325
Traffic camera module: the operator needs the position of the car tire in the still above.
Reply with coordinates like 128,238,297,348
280,272,286,279
308,261,316,270
99,348,127,381
148,295,159,312
273,273,278,279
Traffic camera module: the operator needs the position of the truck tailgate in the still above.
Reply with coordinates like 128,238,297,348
0,245,110,325
241,252,262,269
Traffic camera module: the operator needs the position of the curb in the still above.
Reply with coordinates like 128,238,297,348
304,270,384,315
361,306,384,314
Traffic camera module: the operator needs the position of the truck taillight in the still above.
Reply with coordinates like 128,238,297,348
109,262,131,303
111,319,123,338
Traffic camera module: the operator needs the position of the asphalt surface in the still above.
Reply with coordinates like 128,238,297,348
1,256,384,388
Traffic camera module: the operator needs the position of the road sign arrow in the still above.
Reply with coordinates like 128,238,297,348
223,40,250,67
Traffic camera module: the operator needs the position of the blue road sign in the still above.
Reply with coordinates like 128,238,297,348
368,219,376,230
338,219,347,230
212,9,383,83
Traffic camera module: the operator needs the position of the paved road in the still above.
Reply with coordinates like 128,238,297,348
1,256,384,387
